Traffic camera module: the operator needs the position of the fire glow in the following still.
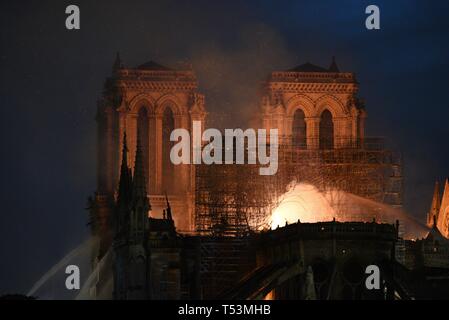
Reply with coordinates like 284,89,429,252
270,181,429,239
271,183,335,228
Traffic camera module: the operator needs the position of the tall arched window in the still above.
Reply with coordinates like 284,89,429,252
292,109,307,148
162,107,175,193
319,109,334,149
137,107,150,188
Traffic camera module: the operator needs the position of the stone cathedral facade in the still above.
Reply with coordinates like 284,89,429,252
90,55,402,260
91,55,206,256
84,55,449,300
260,58,366,149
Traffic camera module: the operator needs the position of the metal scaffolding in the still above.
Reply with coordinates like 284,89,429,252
194,135,403,235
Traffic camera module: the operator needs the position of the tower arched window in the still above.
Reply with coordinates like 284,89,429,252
137,107,150,190
162,107,175,193
292,109,307,148
319,109,334,149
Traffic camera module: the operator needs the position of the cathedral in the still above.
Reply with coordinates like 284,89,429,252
90,54,206,256
426,179,449,238
88,55,449,300
260,57,366,150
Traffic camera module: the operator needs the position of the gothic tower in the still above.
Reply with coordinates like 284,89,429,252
427,180,441,227
93,54,206,255
113,132,152,299
260,57,366,149
258,58,402,209
437,178,449,238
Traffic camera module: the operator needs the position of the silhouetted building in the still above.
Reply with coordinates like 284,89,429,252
113,133,181,299
91,54,206,259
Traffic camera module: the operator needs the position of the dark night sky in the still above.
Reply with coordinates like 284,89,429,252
0,0,448,294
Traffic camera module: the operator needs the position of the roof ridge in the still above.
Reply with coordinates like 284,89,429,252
136,60,171,71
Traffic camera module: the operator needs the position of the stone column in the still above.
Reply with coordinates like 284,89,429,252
268,113,283,145
189,110,205,231
173,114,186,195
126,113,138,171
117,111,127,180
358,109,367,148
148,113,157,194
261,114,271,145
262,115,270,132
155,114,163,194
333,117,351,148
305,117,320,149
350,107,358,148
285,116,293,146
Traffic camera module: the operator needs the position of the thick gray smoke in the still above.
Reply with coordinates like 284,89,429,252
188,23,297,128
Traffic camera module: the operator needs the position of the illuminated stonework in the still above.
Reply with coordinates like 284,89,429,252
260,59,366,149
426,178,449,238
437,179,449,238
95,55,206,235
